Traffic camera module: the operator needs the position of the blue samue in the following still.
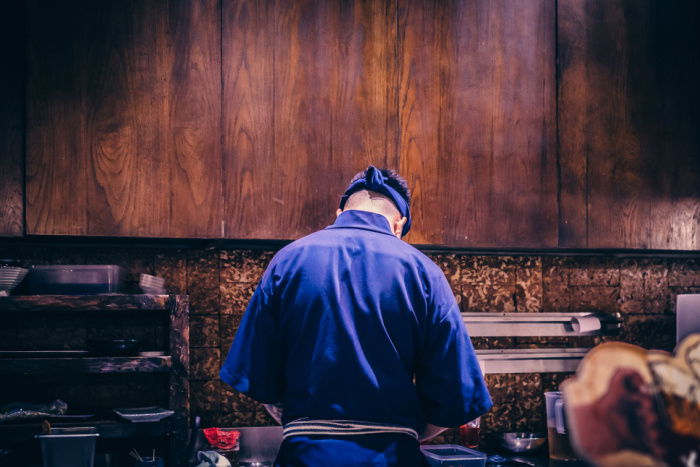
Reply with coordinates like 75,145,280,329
221,169,491,466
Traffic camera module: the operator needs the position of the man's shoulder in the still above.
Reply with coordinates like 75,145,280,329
264,229,335,270
273,228,333,255
286,229,440,269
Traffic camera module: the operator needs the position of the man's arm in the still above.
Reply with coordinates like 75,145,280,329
220,278,284,404
414,269,493,429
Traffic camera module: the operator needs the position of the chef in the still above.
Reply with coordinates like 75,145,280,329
220,166,492,466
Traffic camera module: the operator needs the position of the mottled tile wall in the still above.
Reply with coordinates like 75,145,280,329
1,243,699,443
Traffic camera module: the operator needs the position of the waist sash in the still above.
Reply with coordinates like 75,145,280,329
282,419,418,440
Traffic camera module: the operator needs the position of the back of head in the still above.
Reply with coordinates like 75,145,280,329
338,167,412,237
347,168,411,206
342,168,411,215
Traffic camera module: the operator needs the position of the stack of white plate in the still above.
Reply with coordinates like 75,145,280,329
139,273,166,294
0,267,28,296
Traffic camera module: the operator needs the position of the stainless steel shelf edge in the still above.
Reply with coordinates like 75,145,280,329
462,312,622,337
475,348,589,374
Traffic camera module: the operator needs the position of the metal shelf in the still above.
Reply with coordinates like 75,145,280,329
0,418,173,441
0,356,172,375
0,294,172,312
476,348,589,374
463,312,622,337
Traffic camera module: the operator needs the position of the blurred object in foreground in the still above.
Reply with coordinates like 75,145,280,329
562,334,700,467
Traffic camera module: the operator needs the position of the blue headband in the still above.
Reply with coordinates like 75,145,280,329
339,166,411,236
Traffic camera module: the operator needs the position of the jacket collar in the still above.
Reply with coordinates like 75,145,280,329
325,210,396,237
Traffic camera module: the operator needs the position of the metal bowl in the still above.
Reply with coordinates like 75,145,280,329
499,432,546,453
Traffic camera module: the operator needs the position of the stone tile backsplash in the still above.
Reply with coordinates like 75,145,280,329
1,243,698,442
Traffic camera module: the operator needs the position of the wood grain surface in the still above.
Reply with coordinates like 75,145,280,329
26,0,221,237
168,0,223,238
25,0,90,235
20,0,699,248
556,0,588,248
397,0,557,246
558,0,700,250
223,0,398,239
0,1,24,237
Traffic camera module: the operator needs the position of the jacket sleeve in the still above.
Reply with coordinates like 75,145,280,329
415,272,492,427
219,275,283,404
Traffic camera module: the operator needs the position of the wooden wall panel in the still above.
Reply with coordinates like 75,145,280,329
556,0,587,248
222,0,275,238
223,0,398,239
168,0,223,238
21,0,697,248
26,0,221,237
0,1,24,236
26,0,90,235
558,0,700,250
398,0,557,247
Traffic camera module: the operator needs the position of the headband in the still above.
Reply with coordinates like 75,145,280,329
338,166,411,236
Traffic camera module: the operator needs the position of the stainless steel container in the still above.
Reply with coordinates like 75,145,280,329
36,427,99,467
26,265,124,294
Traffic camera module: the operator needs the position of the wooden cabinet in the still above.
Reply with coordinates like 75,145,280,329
558,0,700,250
397,0,557,246
222,0,399,240
25,0,222,238
0,295,189,466
19,0,700,249
221,0,559,246
0,1,24,237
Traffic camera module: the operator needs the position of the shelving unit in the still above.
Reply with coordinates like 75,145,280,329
464,311,623,374
0,356,173,374
0,294,189,467
0,418,173,442
475,348,590,374
462,311,622,337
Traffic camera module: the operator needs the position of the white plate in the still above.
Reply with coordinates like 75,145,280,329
113,407,174,423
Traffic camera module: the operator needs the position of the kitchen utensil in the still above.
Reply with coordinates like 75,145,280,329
113,406,174,423
0,266,28,295
89,339,141,356
420,445,487,466
133,456,163,467
498,432,546,453
236,426,283,466
677,294,700,345
459,417,481,448
129,449,143,462
545,392,578,461
26,265,124,295
139,274,166,294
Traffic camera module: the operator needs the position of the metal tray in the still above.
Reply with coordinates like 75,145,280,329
113,407,174,423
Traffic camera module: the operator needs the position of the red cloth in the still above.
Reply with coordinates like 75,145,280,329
203,428,240,451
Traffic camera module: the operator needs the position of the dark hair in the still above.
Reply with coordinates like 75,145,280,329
348,168,411,206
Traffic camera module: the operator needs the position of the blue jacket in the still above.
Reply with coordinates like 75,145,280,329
220,209,492,432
